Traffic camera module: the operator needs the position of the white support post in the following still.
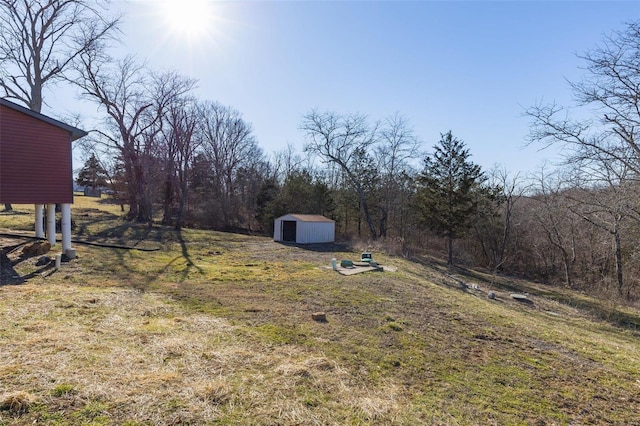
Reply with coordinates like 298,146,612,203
61,203,75,258
35,204,44,238
47,204,56,246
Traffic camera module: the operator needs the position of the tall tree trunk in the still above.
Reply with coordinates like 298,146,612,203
379,206,388,238
30,84,43,113
162,175,174,225
175,179,188,231
562,250,573,289
357,189,376,240
124,159,139,220
614,226,624,297
134,162,151,223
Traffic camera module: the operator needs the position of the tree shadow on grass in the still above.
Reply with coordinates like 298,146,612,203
76,219,176,250
155,228,204,283
0,242,59,286
77,221,205,292
0,248,24,285
73,210,122,239
1,218,206,291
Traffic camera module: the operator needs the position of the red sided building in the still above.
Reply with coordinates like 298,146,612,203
0,98,87,257
1,98,87,204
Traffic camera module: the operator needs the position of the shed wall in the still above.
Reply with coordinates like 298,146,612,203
0,105,73,204
273,219,282,241
273,214,335,244
297,221,335,244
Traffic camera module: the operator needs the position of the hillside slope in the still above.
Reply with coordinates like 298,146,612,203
1,200,639,425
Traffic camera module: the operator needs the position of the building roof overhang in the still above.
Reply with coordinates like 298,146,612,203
0,98,88,141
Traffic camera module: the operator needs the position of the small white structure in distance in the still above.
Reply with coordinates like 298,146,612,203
273,214,335,244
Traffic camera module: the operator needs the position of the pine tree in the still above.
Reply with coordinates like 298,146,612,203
255,177,281,233
76,154,108,189
415,131,487,267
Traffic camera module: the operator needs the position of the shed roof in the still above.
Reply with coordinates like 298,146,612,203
286,214,334,223
0,98,88,141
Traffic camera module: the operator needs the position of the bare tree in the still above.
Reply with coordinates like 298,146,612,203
473,167,528,274
564,154,640,297
75,55,151,220
0,0,120,112
270,143,306,183
375,112,421,238
73,52,196,222
530,168,580,288
526,20,640,175
160,96,199,229
198,101,263,228
301,110,379,240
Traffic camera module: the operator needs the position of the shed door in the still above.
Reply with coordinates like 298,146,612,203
282,220,297,242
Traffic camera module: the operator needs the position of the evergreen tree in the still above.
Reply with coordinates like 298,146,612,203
76,154,108,189
414,131,488,267
255,177,281,233
255,170,338,235
280,170,336,216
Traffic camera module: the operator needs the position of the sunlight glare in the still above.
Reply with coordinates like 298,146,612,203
161,0,213,41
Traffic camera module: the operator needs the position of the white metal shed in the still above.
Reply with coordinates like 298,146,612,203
273,214,335,244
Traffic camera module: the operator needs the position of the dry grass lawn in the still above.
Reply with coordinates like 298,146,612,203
1,197,639,425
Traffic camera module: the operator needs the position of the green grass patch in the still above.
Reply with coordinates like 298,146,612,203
51,383,77,397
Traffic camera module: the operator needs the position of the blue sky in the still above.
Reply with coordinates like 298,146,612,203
48,1,640,174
